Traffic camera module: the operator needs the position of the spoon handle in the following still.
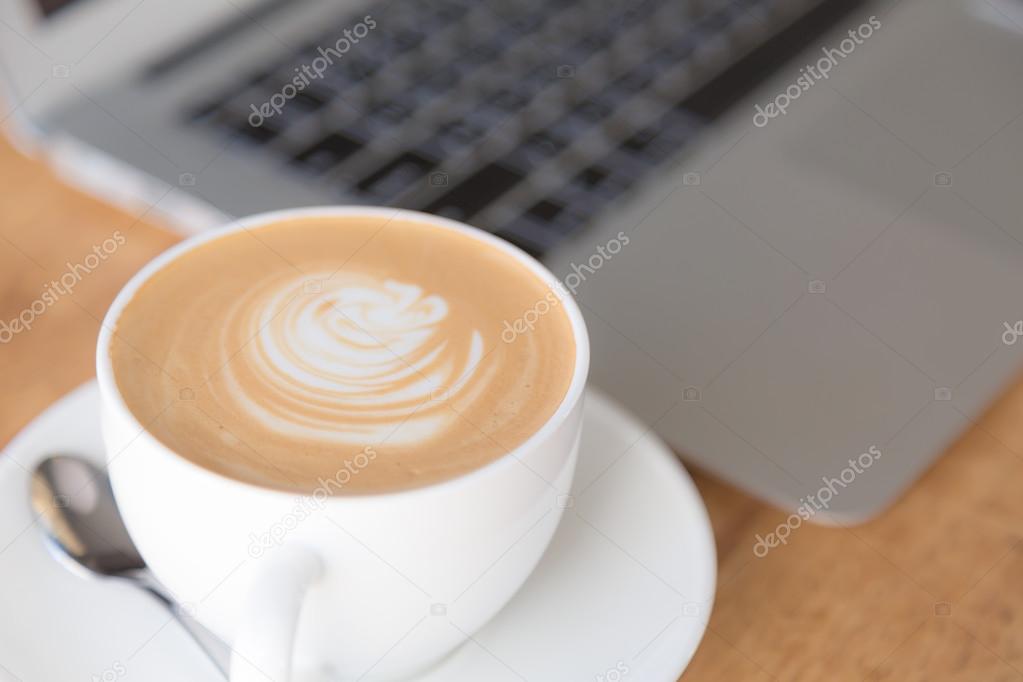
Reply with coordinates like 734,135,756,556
140,582,232,677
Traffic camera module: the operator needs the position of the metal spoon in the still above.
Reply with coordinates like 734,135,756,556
30,455,231,677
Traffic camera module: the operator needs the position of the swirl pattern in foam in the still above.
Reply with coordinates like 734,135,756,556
221,272,493,446
108,215,576,494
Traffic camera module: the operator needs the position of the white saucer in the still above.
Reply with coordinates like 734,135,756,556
0,383,715,682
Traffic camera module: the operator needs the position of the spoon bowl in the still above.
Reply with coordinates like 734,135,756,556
30,455,230,677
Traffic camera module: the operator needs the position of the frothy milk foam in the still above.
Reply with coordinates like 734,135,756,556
109,215,576,493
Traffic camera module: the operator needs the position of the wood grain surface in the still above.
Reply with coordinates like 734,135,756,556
1,138,1021,681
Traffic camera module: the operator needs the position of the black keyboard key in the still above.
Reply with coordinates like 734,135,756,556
619,120,694,165
572,98,615,123
245,69,273,87
357,151,438,198
291,88,330,112
526,131,569,154
573,160,635,200
498,205,590,256
337,57,378,83
234,119,281,144
526,199,565,222
625,110,703,162
291,132,364,173
547,196,596,231
622,127,658,154
187,98,226,125
574,165,609,188
402,28,430,51
612,64,659,95
423,162,524,220
498,175,619,255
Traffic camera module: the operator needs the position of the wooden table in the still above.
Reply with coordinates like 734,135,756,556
2,138,1021,681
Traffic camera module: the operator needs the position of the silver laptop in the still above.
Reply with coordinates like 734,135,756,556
4,0,1023,522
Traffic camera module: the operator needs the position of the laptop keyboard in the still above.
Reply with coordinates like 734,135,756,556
186,0,825,257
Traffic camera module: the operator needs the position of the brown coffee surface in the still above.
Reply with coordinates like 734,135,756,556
109,215,576,494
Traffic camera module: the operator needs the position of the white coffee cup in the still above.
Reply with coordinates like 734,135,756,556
95,207,589,681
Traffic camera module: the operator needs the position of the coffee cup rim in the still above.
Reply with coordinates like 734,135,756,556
96,205,590,502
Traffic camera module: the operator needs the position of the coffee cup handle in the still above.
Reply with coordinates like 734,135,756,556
229,546,323,682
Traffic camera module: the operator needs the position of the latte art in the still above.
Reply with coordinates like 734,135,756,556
109,214,576,494
220,273,492,445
